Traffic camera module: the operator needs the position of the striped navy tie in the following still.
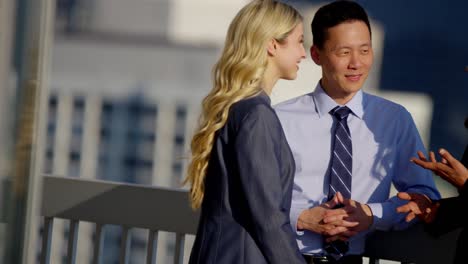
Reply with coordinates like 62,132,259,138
325,106,353,259
328,106,353,200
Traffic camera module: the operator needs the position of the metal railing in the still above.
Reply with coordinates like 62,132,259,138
39,175,460,264
40,175,199,264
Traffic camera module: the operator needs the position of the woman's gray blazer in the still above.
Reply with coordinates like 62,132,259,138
188,92,305,264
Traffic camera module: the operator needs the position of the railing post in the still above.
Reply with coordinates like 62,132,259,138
174,233,185,264
40,217,54,264
120,226,131,264
146,230,159,264
66,219,79,264
92,224,104,264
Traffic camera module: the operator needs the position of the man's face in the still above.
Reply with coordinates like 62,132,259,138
311,20,373,100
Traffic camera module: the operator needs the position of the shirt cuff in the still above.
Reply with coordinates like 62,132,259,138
290,205,306,235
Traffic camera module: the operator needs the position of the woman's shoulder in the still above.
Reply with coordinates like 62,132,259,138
230,92,277,126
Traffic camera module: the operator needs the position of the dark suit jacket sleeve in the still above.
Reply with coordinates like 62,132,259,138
426,181,468,236
234,105,305,264
461,144,468,168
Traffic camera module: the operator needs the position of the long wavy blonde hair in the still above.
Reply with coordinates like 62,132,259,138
184,0,303,209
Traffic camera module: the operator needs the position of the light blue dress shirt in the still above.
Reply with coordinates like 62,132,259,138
274,83,441,255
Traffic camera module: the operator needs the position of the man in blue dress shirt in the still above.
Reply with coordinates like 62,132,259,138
274,1,440,263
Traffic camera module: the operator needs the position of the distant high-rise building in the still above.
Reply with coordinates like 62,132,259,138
42,90,198,263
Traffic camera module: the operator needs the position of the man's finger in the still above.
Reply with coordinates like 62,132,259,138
411,158,434,170
408,201,422,214
397,192,411,201
322,213,346,223
439,148,459,167
343,198,356,207
429,151,436,163
396,204,411,213
336,191,345,204
324,208,348,217
417,151,427,161
321,224,338,231
324,193,341,208
323,216,359,228
324,226,349,236
425,207,432,214
405,212,416,222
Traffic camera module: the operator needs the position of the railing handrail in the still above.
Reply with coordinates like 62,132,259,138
41,175,200,234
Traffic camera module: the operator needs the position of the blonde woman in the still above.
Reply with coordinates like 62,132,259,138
184,0,307,263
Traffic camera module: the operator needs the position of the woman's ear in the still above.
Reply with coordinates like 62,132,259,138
310,45,321,65
267,39,277,56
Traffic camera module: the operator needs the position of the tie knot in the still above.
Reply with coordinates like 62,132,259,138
331,106,352,121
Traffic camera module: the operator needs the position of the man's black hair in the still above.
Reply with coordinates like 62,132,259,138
312,0,371,49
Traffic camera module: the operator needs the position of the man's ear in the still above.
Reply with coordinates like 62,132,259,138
310,45,321,65
267,39,277,56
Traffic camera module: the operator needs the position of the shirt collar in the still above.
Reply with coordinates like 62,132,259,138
312,81,364,119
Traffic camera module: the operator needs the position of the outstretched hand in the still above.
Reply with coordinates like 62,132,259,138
411,149,468,189
396,192,438,223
